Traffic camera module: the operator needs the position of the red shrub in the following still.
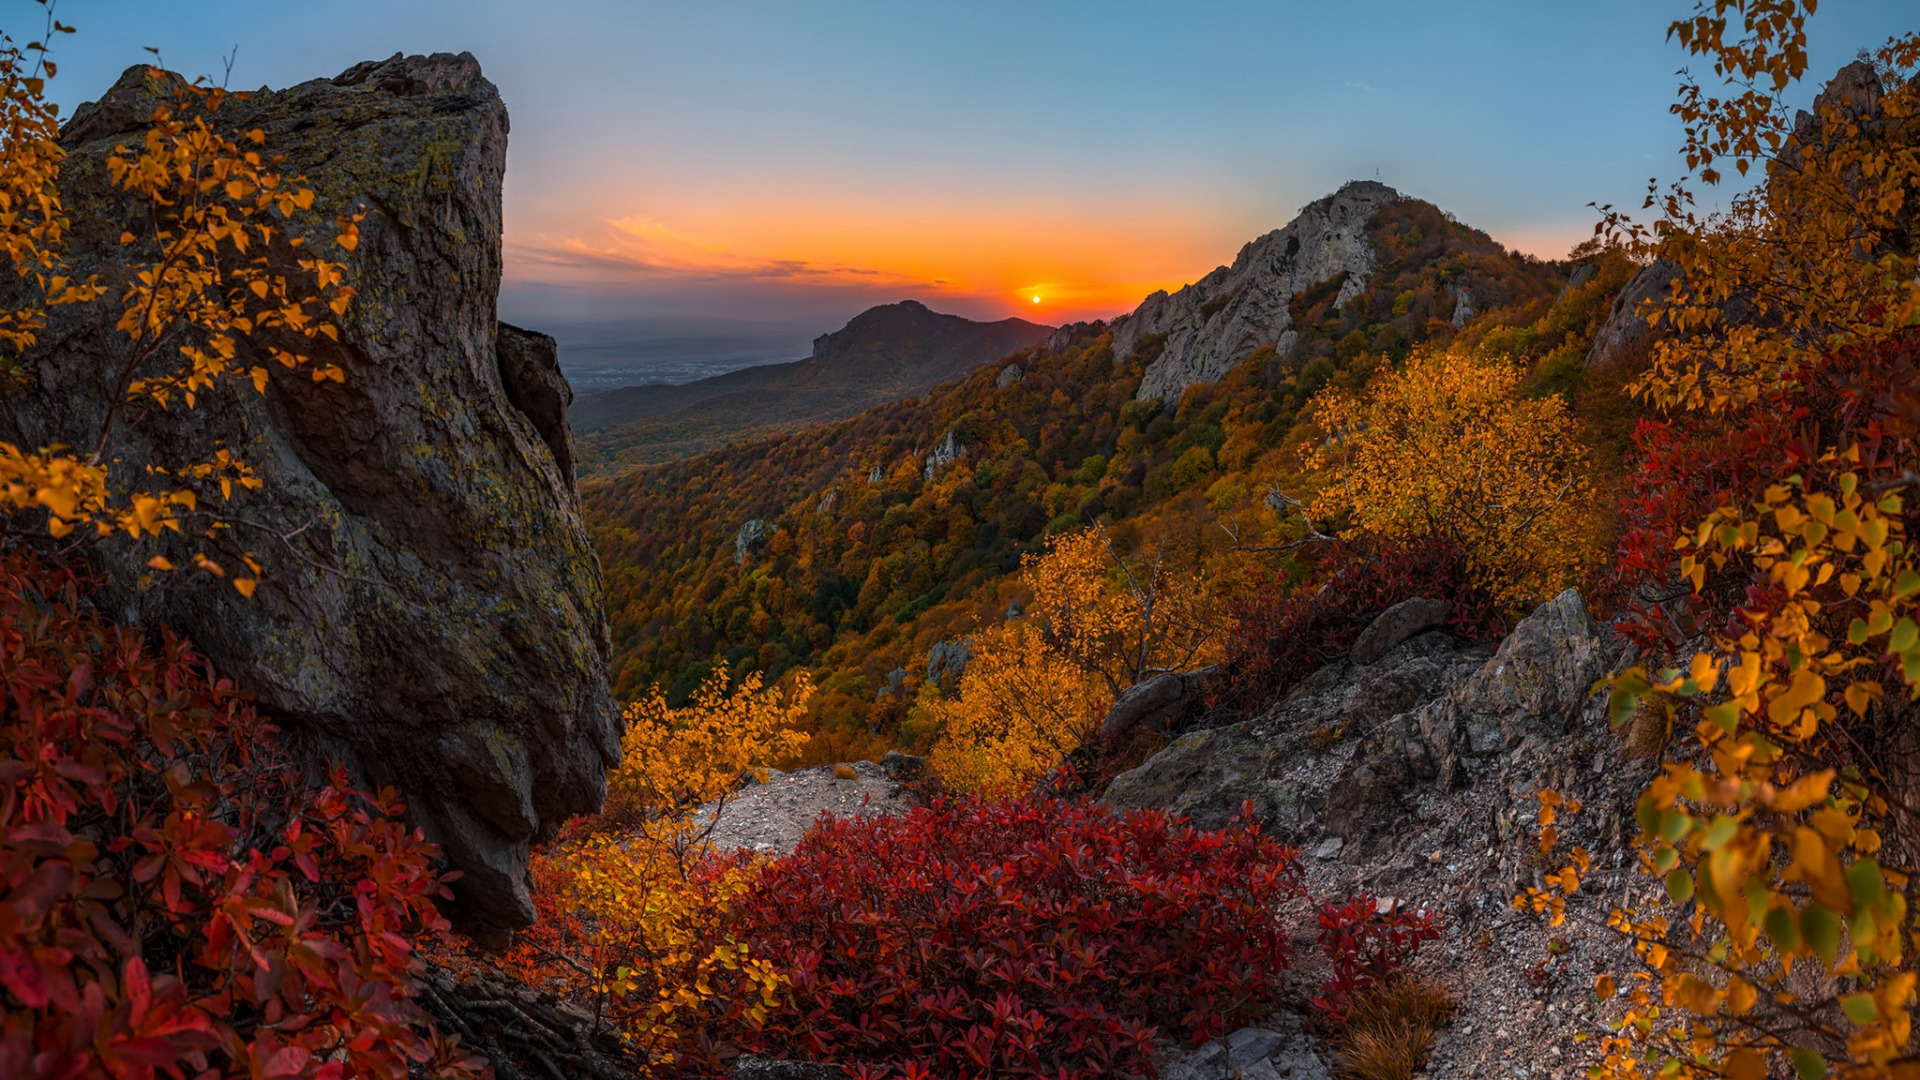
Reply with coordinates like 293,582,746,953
1215,538,1503,711
717,797,1304,1079
1311,894,1443,1021
0,551,483,1080
1606,332,1920,652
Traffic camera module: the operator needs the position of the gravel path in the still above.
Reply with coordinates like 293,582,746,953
688,760,917,855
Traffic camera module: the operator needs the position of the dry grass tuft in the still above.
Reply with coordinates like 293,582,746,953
1334,974,1456,1080
1618,700,1672,762
833,763,859,781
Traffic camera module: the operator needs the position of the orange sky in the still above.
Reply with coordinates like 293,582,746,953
504,198,1269,326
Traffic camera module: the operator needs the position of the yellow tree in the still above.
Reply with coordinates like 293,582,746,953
0,19,357,586
923,527,1222,794
924,620,1112,794
1617,3,1920,414
1304,348,1592,607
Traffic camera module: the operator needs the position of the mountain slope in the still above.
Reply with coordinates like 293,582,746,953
572,300,1053,471
584,186,1630,763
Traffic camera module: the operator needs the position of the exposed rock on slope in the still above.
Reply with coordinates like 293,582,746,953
4,54,618,933
1113,181,1401,403
1584,259,1678,371
1104,589,1644,1077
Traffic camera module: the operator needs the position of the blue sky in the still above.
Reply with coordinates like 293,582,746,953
25,1,1919,362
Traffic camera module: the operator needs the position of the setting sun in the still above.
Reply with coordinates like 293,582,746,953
1030,295,1040,304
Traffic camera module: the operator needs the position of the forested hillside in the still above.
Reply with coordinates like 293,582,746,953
585,194,1640,762
573,300,1053,470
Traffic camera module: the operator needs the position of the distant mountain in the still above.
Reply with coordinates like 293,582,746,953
571,301,1053,472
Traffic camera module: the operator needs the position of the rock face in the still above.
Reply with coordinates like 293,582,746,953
3,54,619,933
1113,181,1401,403
1324,590,1608,845
735,519,772,564
1584,259,1678,371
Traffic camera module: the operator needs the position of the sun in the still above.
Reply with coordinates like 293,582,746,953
1030,295,1041,304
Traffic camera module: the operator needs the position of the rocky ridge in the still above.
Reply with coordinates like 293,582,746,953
1113,180,1402,403
3,54,617,933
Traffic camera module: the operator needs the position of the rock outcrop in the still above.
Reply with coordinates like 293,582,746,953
1112,181,1401,403
735,519,772,564
1104,589,1617,849
922,428,965,480
3,54,619,933
1583,259,1678,371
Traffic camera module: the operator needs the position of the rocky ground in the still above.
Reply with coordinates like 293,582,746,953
688,758,919,855
708,591,1652,1078
1109,590,1653,1079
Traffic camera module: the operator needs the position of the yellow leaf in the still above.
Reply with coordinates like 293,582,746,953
147,556,174,571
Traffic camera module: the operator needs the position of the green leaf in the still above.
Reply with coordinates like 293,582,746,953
1895,569,1920,600
1702,815,1739,851
1802,903,1841,968
1765,905,1801,951
1659,810,1691,843
1890,617,1918,654
1841,992,1878,1025
1849,618,1870,645
1847,858,1886,910
1705,702,1741,733
1791,1049,1827,1079
1665,868,1695,903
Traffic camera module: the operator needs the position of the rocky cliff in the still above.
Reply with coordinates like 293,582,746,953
1113,180,1402,403
1,54,618,934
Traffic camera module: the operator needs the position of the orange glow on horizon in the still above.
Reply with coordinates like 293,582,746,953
506,196,1244,324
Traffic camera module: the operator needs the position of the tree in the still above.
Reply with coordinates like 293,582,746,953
461,669,807,1069
1304,348,1593,607
922,527,1222,794
1519,6,1920,1078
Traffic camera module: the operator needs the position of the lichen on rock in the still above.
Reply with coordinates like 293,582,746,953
4,53,618,935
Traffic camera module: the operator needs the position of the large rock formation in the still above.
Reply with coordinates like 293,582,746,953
0,54,619,933
1112,181,1401,403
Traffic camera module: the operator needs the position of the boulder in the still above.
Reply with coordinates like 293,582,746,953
1100,665,1221,739
1103,722,1274,830
5,54,619,933
879,750,927,778
995,362,1025,388
1349,596,1451,666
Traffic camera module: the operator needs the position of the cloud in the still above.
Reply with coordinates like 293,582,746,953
508,215,944,292
1344,80,1375,92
